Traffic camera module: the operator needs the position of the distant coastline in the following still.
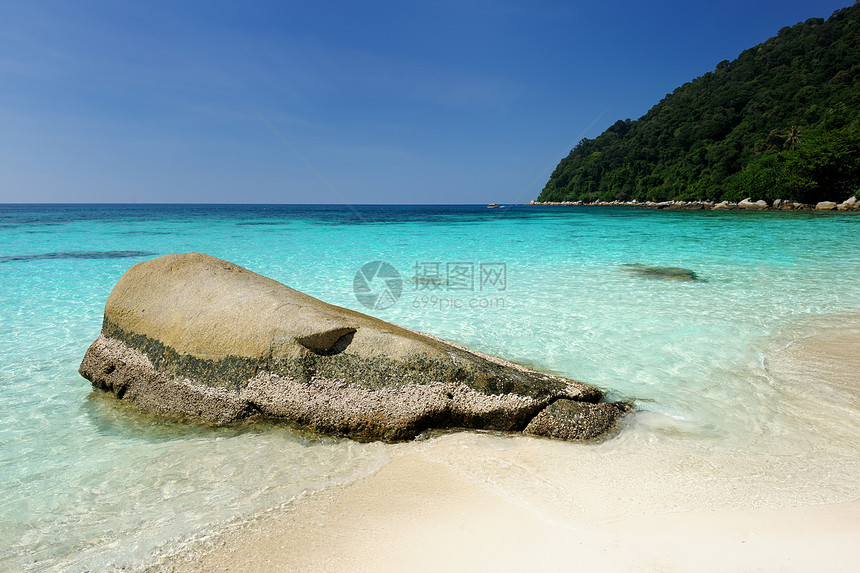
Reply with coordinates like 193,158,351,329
538,5,860,209
530,196,859,212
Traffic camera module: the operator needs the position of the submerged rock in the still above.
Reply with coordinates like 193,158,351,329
621,263,699,282
80,253,627,442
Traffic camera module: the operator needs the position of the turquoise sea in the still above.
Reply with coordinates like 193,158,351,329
1,204,859,571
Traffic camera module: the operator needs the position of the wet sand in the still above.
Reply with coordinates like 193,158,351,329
163,319,860,573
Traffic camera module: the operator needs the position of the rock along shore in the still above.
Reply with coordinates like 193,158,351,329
80,253,628,442
530,195,859,211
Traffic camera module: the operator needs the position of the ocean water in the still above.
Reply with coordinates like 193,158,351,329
1,204,859,571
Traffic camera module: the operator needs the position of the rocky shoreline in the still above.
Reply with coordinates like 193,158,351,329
531,195,859,211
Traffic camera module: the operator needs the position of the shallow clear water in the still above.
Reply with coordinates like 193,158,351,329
1,204,859,570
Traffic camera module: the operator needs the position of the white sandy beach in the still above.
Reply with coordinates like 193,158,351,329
168,448,859,573
164,320,860,573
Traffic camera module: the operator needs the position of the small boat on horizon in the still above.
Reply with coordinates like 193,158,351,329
487,204,505,209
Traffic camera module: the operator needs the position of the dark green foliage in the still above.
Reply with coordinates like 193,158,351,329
538,3,860,204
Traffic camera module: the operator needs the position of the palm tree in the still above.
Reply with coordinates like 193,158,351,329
784,125,802,151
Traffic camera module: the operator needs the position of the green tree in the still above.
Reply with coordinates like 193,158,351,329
537,3,860,204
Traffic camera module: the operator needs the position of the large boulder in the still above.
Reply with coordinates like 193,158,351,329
738,198,768,210
837,196,858,211
80,253,628,442
712,201,736,210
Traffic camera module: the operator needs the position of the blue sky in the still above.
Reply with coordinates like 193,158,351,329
0,0,852,204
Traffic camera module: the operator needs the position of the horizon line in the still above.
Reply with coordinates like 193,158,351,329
0,202,532,207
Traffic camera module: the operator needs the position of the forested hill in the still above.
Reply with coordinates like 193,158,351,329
537,3,860,205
